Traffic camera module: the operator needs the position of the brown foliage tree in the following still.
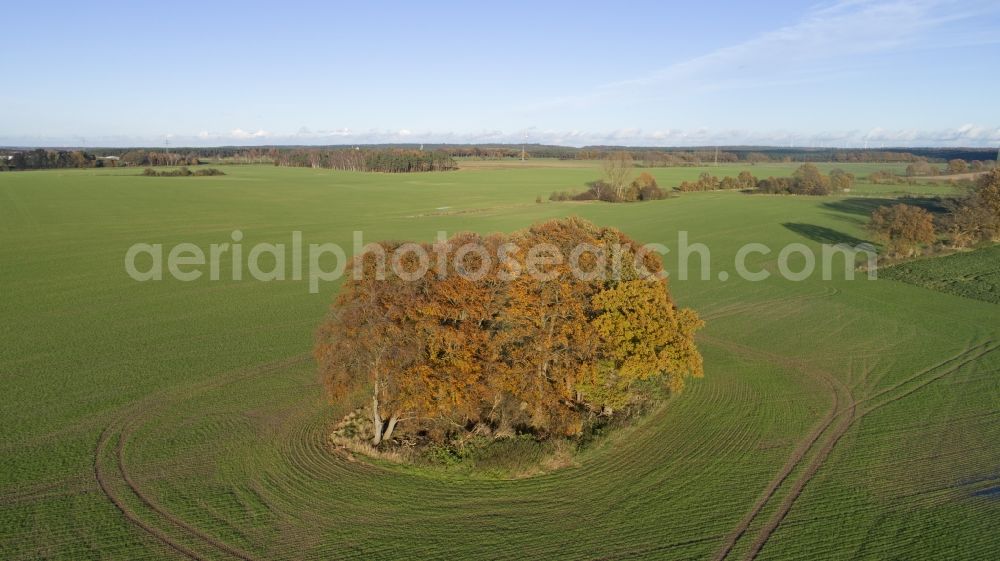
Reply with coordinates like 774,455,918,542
735,171,758,190
630,172,666,200
943,168,1000,246
792,163,832,195
947,159,969,175
868,204,937,256
828,169,855,191
315,218,704,445
905,160,937,177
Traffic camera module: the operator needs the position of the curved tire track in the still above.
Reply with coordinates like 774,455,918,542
705,335,851,561
744,342,997,560
93,354,310,561
95,425,203,560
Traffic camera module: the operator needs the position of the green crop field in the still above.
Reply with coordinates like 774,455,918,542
881,244,1000,304
1,163,998,560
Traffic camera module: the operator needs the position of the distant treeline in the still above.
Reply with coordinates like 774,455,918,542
5,144,998,171
576,146,999,165
419,144,998,165
120,150,201,167
310,144,996,164
272,148,457,172
1,149,106,171
0,148,201,171
636,149,928,166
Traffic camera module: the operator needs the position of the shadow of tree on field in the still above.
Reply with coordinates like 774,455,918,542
783,223,867,246
822,212,866,226
822,197,951,217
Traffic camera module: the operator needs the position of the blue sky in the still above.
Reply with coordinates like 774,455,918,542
3,0,1000,147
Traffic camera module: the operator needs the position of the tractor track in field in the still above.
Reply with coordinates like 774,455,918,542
709,339,997,561
742,341,997,560
854,342,996,414
114,419,258,561
95,424,204,560
0,474,96,506
704,335,851,561
701,287,840,323
86,330,996,561
92,353,310,561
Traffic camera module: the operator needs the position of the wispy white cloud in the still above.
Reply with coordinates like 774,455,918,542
229,128,269,140
525,0,1000,111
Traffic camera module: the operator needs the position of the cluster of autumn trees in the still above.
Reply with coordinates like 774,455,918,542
889,158,996,181
676,171,758,192
141,167,225,177
661,164,854,195
549,153,667,202
272,148,456,172
548,156,861,202
869,169,1000,255
756,164,855,195
315,218,704,446
938,158,996,175
550,173,667,202
868,204,937,256
942,168,1000,247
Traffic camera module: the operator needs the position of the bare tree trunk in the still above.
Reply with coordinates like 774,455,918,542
603,151,633,200
382,415,399,443
371,394,384,446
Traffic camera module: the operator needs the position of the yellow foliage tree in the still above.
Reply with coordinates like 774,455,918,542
315,218,705,445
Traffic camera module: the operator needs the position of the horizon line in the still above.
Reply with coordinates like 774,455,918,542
3,143,998,152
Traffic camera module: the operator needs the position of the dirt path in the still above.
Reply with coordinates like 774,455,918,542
910,171,988,182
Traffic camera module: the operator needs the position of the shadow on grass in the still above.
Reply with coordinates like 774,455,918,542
822,197,951,217
783,223,867,246
822,212,866,226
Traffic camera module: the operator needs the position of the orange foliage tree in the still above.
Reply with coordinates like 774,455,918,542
868,203,937,257
943,168,1000,246
315,217,704,445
